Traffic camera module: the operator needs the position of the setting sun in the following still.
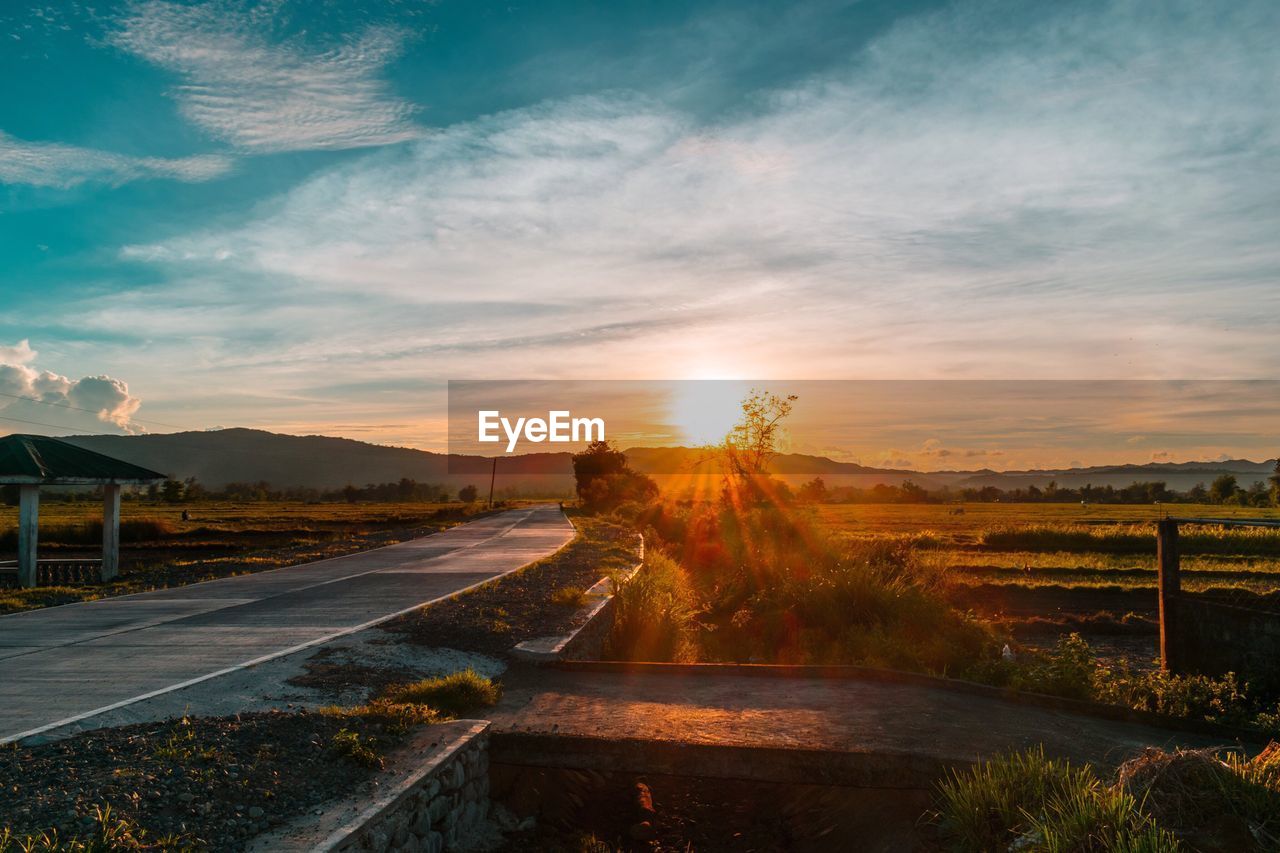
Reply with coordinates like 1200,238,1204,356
668,380,750,446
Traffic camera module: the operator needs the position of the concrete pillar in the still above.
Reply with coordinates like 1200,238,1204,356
1157,518,1181,673
18,485,39,588
102,483,122,582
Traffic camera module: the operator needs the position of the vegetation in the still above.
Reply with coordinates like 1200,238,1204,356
970,634,1280,735
571,440,658,512
936,744,1280,851
382,669,502,718
0,806,184,852
606,551,697,662
550,585,589,608
795,472,1279,506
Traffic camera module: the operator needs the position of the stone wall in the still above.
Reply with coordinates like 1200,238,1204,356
326,724,491,853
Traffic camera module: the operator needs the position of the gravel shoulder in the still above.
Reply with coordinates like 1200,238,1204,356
380,514,639,656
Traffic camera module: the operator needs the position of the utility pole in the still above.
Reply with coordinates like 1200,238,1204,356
487,456,497,508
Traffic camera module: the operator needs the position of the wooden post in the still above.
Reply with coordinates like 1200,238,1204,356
102,483,122,582
18,485,39,588
488,456,497,508
1157,518,1181,673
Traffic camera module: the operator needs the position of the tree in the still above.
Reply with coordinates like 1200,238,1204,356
458,484,478,503
571,440,658,512
1209,474,1238,505
1271,459,1280,506
160,479,185,503
722,390,797,481
797,476,829,503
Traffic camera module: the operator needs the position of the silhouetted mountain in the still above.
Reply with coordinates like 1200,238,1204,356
56,429,1275,495
63,429,575,493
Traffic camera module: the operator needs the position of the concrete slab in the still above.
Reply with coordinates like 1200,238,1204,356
488,666,1253,776
0,505,574,742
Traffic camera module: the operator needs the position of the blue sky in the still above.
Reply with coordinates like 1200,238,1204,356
1,0,1278,465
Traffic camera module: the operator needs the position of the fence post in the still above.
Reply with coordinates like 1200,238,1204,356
1157,518,1182,673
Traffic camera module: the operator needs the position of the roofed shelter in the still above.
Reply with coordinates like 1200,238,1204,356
0,435,167,588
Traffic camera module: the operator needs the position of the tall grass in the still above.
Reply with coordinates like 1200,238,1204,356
939,744,1280,851
936,748,1179,852
979,523,1280,557
0,518,173,549
605,551,697,662
618,501,994,670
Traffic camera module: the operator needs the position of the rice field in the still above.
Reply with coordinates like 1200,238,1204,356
814,503,1280,593
814,502,1280,664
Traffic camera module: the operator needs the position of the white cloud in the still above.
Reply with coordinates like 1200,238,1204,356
0,131,232,188
0,339,36,365
120,0,1280,383
0,342,143,433
108,0,420,153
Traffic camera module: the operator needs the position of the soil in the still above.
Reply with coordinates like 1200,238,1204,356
382,516,638,656
285,646,422,696
0,710,426,850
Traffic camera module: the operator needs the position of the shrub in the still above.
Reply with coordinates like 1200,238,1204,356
384,669,501,718
606,551,696,662
936,748,1180,852
969,635,1280,735
329,728,383,769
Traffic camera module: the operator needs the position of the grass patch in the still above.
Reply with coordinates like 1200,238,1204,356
936,744,1280,851
606,551,697,662
0,805,185,852
936,747,1178,852
978,523,1280,557
329,728,384,770
550,585,590,608
968,633,1280,735
382,669,501,718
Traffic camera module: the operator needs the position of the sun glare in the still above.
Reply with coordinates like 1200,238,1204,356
669,380,749,446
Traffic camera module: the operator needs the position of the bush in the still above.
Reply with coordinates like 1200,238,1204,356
384,669,501,718
329,728,383,769
936,747,1180,852
969,634,1280,735
606,551,696,662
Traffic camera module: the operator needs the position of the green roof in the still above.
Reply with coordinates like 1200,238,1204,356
0,434,167,484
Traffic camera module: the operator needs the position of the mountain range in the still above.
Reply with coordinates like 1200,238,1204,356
55,428,1276,495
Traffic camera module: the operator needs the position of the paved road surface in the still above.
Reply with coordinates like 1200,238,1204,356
0,505,573,742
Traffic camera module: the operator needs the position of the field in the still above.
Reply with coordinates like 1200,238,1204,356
0,500,499,613
813,502,1280,665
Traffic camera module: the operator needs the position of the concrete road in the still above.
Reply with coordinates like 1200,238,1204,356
0,505,574,742
490,665,1252,778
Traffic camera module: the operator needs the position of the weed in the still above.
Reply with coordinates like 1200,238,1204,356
550,586,589,608
383,669,501,718
329,728,383,769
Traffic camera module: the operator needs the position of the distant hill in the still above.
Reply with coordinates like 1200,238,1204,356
58,429,1275,495
63,429,576,494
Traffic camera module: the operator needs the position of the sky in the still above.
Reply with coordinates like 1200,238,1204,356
1,0,1278,468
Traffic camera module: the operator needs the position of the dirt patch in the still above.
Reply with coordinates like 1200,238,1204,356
0,710,429,851
286,646,420,696
382,516,638,656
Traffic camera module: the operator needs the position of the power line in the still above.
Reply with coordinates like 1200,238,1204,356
0,389,190,431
